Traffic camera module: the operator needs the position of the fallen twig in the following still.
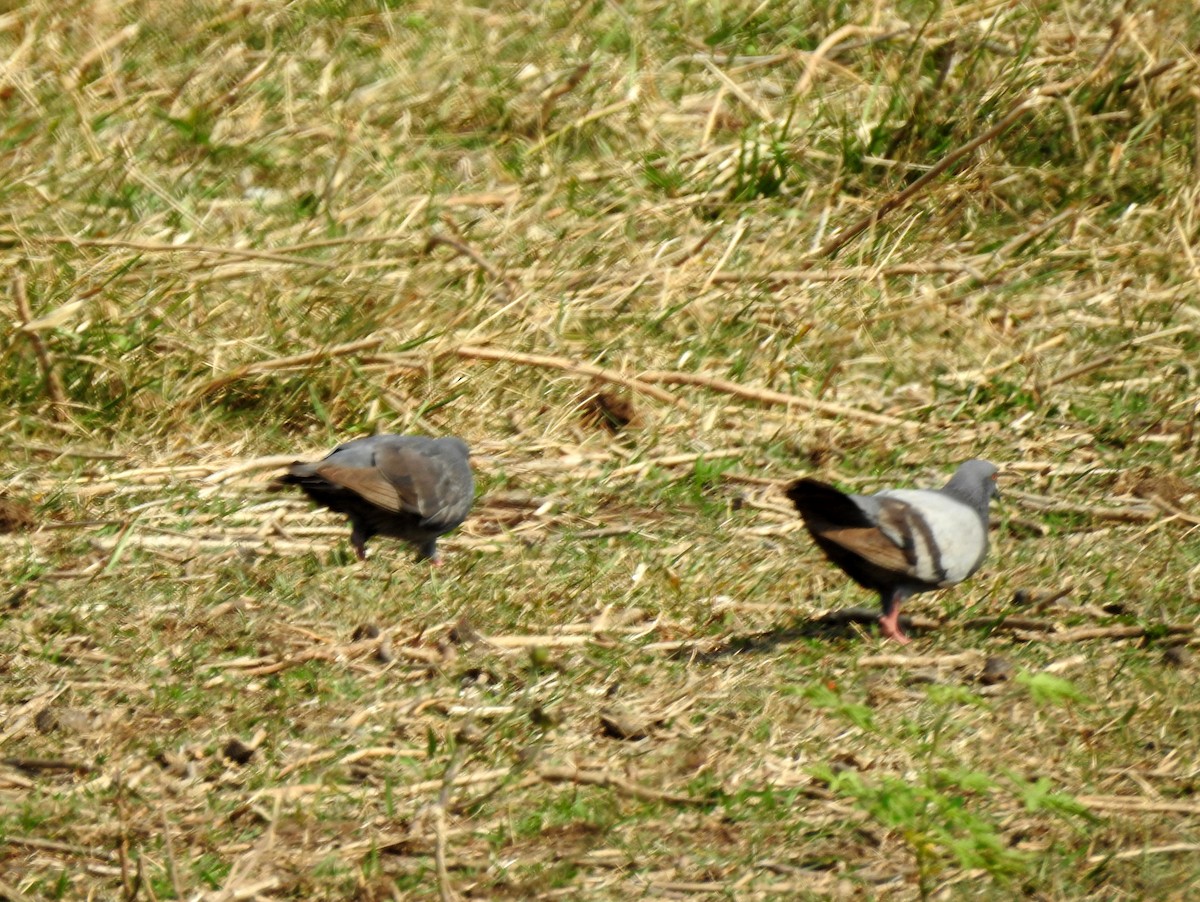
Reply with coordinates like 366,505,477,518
1087,841,1200,863
1051,624,1194,643
1077,795,1200,815
538,766,710,806
963,616,1059,632
857,651,983,669
816,101,1036,258
1007,490,1158,523
190,336,384,399
36,234,337,268
425,233,515,303
1,757,93,774
451,345,692,410
708,262,980,285
2,834,115,861
482,634,610,649
635,369,916,429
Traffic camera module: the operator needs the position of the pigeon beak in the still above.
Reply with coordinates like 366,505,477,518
990,473,1002,499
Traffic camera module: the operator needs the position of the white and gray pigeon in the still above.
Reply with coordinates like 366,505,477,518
786,459,999,643
279,435,474,563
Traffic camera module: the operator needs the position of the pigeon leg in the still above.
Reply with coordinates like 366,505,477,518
879,588,911,644
349,520,370,562
415,539,441,566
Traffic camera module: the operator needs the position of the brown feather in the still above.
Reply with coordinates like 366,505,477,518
314,463,407,513
813,524,915,576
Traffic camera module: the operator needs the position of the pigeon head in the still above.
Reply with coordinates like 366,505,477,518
942,459,999,513
443,437,471,458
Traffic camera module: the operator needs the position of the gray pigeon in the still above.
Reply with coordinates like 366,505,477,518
786,459,999,643
279,435,474,563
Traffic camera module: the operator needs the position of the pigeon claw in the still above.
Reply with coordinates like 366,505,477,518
878,609,910,644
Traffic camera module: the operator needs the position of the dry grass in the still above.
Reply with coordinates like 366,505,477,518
3,1,1200,899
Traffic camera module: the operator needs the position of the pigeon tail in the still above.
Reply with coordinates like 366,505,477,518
786,478,871,528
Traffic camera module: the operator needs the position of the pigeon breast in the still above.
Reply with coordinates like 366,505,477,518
868,488,988,586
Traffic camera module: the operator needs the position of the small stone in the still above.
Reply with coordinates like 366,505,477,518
456,722,484,745
529,705,559,729
600,707,650,741
0,496,35,533
352,623,381,641
980,656,1014,685
1163,646,1193,669
223,739,256,765
157,750,196,779
903,669,939,686
35,707,93,735
448,616,480,645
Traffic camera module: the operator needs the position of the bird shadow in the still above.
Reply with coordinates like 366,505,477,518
677,607,931,662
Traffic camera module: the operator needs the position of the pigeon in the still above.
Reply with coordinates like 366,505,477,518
786,459,999,643
279,435,474,563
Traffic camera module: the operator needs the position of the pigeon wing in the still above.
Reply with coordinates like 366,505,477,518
313,460,409,513
788,478,919,579
814,523,915,575
374,442,461,523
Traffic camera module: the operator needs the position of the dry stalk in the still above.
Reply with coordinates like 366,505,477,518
635,369,917,429
190,337,384,400
159,804,184,899
450,344,692,410
430,721,474,902
1087,842,1200,863
856,651,983,669
1077,795,1200,816
815,20,1125,258
0,877,33,902
708,262,981,284
12,272,68,419
424,233,515,302
35,234,337,268
538,765,709,805
1051,624,1194,642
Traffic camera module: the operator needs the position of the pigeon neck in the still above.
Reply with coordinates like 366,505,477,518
941,474,992,520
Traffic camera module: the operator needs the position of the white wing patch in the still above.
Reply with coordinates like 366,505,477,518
875,489,987,585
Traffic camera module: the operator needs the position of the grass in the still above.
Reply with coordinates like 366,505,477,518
2,0,1200,898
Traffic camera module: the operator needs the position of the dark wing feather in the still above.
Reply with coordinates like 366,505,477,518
786,477,922,587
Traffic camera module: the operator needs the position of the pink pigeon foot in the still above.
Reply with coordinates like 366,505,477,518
878,609,911,644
